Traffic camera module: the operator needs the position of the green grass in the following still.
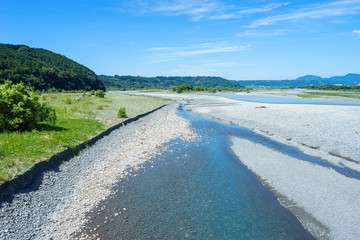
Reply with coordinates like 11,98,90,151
297,91,360,99
0,93,171,183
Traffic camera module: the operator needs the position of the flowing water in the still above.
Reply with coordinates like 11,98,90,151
78,107,324,239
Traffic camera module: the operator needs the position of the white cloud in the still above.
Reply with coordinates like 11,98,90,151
147,42,250,62
172,64,218,76
249,0,360,27
128,0,290,21
236,29,289,37
170,60,254,76
354,29,360,35
236,3,290,15
135,0,225,21
209,2,290,20
147,47,177,51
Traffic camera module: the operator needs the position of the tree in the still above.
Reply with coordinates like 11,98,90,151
95,90,105,98
0,81,56,132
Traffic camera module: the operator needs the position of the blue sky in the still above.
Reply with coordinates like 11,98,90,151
1,0,360,80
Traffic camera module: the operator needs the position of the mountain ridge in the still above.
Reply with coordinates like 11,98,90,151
236,73,360,87
100,75,243,89
0,43,105,91
101,73,360,89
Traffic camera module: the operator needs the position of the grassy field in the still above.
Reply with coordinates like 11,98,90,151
0,93,171,183
297,91,360,99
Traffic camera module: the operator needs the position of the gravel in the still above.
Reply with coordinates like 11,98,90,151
180,95,360,169
231,138,360,240
0,102,197,240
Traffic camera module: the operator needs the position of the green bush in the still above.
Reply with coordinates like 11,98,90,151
95,90,105,98
40,95,47,101
0,81,56,132
117,107,127,118
208,88,217,93
246,88,252,93
65,97,72,104
90,90,95,95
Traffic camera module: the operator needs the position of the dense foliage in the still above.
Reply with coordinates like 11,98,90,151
95,90,105,98
298,84,360,91
0,81,56,132
0,44,105,91
171,84,251,93
100,75,242,90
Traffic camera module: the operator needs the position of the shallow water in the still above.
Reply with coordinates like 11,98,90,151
79,107,319,239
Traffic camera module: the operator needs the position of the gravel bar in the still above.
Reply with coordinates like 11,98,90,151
0,102,197,240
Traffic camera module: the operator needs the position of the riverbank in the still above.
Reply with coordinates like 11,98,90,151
0,102,197,239
0,93,171,183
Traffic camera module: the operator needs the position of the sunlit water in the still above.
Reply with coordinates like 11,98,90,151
79,107,320,239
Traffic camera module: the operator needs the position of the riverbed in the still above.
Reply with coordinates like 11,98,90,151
1,91,359,239
77,105,316,239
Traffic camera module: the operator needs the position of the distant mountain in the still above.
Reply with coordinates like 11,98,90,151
295,75,323,81
100,75,243,89
0,44,105,91
236,73,360,87
326,74,360,86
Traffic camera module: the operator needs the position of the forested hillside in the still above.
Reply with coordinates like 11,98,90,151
100,75,242,89
0,44,105,91
101,73,360,89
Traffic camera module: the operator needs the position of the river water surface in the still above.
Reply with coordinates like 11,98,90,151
79,106,319,239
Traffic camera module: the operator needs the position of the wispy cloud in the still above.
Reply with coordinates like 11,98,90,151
170,60,254,76
132,0,226,21
172,64,218,75
354,29,360,36
236,29,290,37
127,0,289,21
249,0,360,27
146,42,250,63
115,0,360,26
209,2,290,20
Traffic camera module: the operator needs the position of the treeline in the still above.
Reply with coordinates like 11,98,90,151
171,84,252,93
298,85,360,92
100,75,242,90
0,44,105,91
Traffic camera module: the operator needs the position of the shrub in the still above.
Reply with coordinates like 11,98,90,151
95,90,105,98
90,90,95,95
246,88,252,93
117,107,127,118
65,97,72,104
208,88,217,93
172,84,193,93
0,81,56,132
